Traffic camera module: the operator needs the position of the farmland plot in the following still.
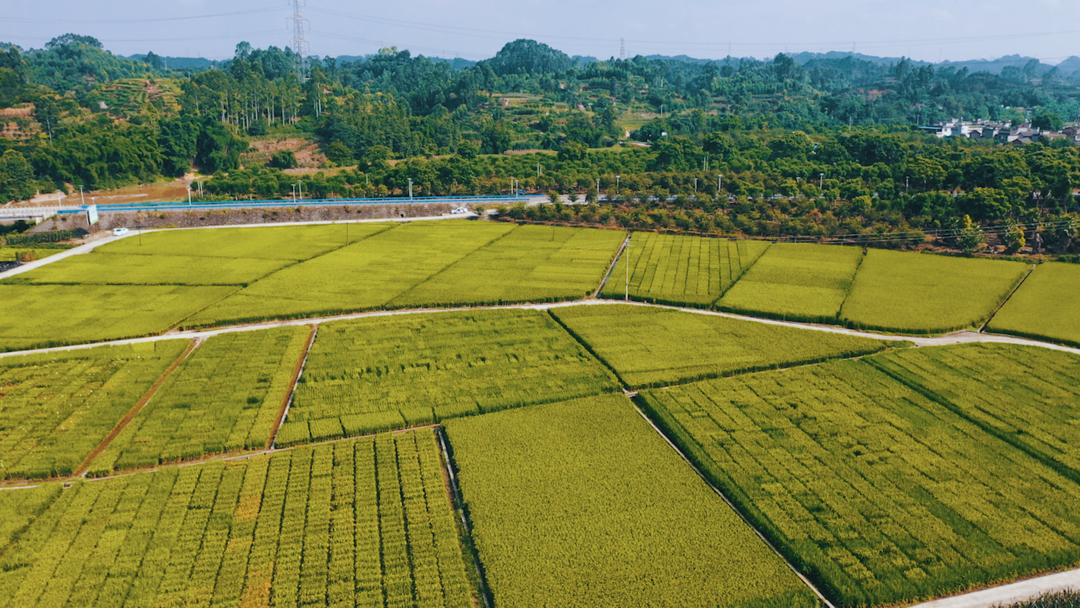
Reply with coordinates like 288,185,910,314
640,350,1080,607
443,395,818,608
279,309,619,444
867,344,1080,478
187,221,514,327
551,304,892,388
987,263,1080,347
391,224,626,307
0,341,189,480
87,327,310,476
599,232,770,307
0,485,63,553
0,284,236,352
717,243,863,322
3,252,291,286
840,249,1030,334
0,430,476,608
97,223,359,261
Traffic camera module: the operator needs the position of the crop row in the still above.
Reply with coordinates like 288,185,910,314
87,326,311,476
0,341,189,480
443,394,818,608
0,428,474,608
638,344,1080,607
278,309,619,445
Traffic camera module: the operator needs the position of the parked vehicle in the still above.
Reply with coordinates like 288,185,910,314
113,227,130,236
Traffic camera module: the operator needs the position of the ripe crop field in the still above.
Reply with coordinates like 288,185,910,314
87,327,310,476
598,232,770,307
839,249,1030,334
0,429,476,608
867,344,1080,479
279,309,619,444
390,225,626,307
0,284,237,352
0,341,188,480
0,485,62,552
717,243,864,323
987,263,1080,347
187,221,513,327
443,394,818,608
3,253,292,286
97,223,359,261
0,248,66,262
551,304,892,388
639,348,1080,607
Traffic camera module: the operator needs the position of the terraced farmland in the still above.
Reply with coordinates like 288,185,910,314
0,430,475,608
840,249,1030,334
551,304,892,387
0,341,189,480
186,221,513,327
639,346,1080,607
599,232,770,307
987,262,1080,347
444,394,818,608
279,309,619,444
0,284,237,352
391,224,626,307
87,327,311,476
717,243,864,322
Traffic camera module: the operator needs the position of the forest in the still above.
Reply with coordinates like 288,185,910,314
1,35,1079,249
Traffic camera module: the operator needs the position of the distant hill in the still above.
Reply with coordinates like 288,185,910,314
936,54,1053,76
127,55,215,70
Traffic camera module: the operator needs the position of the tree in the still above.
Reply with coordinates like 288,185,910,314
269,150,298,169
958,215,987,254
1032,108,1064,132
483,40,572,76
1003,224,1026,254
44,34,103,50
0,149,35,203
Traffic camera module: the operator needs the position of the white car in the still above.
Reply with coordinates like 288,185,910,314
450,207,471,215
113,227,130,236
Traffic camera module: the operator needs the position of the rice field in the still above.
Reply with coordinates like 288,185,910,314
717,243,864,323
639,345,1080,607
97,224,359,261
0,430,476,608
443,394,818,608
390,224,626,307
3,253,292,286
839,249,1030,334
86,327,311,476
599,232,770,307
551,304,893,388
278,309,619,444
987,262,1080,347
0,341,189,480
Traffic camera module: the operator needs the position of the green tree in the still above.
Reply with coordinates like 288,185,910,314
958,215,987,254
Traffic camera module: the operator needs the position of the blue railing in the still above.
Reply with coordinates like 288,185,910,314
57,195,528,215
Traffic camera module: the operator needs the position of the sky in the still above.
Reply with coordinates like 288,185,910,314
2,0,1080,64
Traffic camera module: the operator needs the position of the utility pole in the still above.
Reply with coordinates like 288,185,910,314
819,173,825,190
625,235,630,301
79,185,85,207
620,38,627,61
288,0,310,81
408,179,414,200
718,174,723,194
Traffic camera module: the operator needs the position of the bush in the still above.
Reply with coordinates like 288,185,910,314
268,150,298,169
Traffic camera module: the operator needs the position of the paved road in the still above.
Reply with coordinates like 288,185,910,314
910,570,1079,608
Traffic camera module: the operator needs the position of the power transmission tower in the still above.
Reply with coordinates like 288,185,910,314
288,0,309,80
620,38,626,61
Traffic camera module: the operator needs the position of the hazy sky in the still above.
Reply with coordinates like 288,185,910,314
3,0,1079,64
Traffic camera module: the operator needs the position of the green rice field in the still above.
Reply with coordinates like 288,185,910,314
0,341,189,480
278,309,619,444
717,243,863,323
639,345,1080,607
840,249,1030,334
551,304,893,387
987,262,1080,347
599,232,770,307
444,394,818,608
